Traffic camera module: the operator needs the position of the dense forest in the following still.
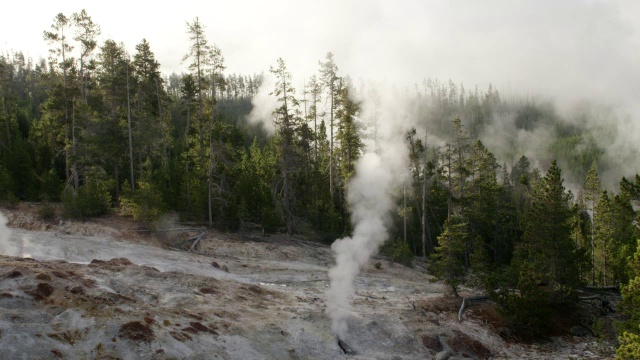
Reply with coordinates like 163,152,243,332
1,10,639,357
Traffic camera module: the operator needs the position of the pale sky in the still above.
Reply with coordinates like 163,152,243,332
3,0,640,105
3,0,640,185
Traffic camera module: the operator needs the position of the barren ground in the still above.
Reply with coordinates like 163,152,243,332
0,203,619,359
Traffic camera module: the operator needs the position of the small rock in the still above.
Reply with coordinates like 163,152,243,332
422,334,444,352
35,283,54,298
69,286,84,294
36,273,52,281
5,270,22,278
570,325,591,337
118,321,154,343
435,349,453,360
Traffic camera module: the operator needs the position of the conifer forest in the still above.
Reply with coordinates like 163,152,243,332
1,8,640,358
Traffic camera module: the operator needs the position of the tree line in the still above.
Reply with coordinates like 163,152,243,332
1,10,639,354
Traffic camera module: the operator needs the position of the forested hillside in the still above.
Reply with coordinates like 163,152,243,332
1,10,639,356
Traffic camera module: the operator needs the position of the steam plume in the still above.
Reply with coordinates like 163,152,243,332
246,74,277,135
0,211,13,255
326,88,411,339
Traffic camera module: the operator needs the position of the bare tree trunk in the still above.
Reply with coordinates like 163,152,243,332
591,200,595,286
114,165,119,201
185,102,191,211
421,132,428,256
329,82,334,197
403,179,407,243
447,144,452,218
126,62,135,191
72,98,79,194
61,25,71,187
208,74,215,228
155,78,170,186
603,250,607,287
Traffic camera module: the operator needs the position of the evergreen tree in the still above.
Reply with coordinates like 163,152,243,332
594,190,615,286
179,73,197,212
42,13,76,191
206,45,225,227
319,52,339,197
584,163,601,285
432,216,468,297
183,17,211,168
270,58,300,235
468,140,502,265
617,240,640,359
95,39,129,199
334,79,363,196
514,160,581,300
305,75,322,164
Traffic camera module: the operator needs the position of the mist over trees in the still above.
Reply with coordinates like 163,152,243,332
1,9,639,350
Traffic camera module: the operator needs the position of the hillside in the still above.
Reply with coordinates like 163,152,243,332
0,204,620,359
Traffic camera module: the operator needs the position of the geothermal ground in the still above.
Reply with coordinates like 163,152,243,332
0,204,619,359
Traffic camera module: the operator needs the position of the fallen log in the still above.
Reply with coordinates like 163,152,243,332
355,291,387,300
132,227,204,233
337,338,356,355
188,232,206,252
458,297,466,322
458,295,490,322
579,286,619,293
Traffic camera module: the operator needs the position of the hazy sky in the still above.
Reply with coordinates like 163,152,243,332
4,0,639,101
2,0,639,185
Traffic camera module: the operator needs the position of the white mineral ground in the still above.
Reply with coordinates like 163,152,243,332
0,205,617,359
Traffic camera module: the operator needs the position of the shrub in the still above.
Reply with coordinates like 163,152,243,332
0,165,18,207
119,180,165,225
1,191,19,208
616,240,640,359
61,167,112,219
494,261,551,339
40,170,63,202
38,202,56,221
381,237,414,267
62,184,111,218
617,332,640,360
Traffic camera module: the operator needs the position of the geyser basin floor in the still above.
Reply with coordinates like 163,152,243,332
0,206,617,359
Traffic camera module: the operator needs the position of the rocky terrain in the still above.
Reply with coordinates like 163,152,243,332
0,204,619,359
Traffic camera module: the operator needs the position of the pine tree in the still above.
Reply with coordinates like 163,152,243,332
184,17,211,168
432,216,468,297
72,9,100,103
584,163,601,285
468,140,501,266
617,240,640,359
305,75,322,165
95,39,129,199
594,190,615,286
319,52,339,197
180,73,197,212
270,58,300,235
515,160,580,298
42,13,75,191
206,45,225,227
335,79,362,194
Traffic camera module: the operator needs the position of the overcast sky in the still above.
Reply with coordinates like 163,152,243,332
3,0,640,106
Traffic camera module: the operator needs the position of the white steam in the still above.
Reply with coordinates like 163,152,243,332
0,211,13,256
246,74,277,135
326,88,411,339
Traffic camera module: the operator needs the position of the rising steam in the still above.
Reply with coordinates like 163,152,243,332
0,211,13,256
246,74,277,135
326,88,411,339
